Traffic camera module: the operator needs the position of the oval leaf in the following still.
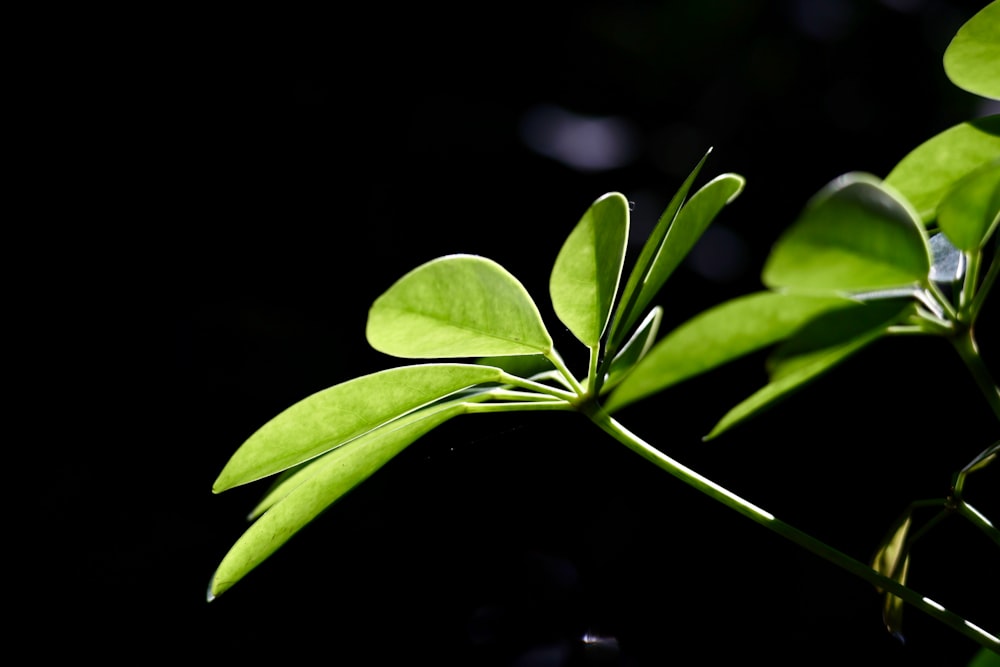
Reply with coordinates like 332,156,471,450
367,254,553,358
604,292,853,413
550,192,629,347
937,159,1000,251
762,173,931,294
209,401,467,598
943,1,1000,101
213,363,503,491
885,115,1000,222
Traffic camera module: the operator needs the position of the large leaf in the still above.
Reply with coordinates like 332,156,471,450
943,1,1000,101
937,159,1000,252
367,254,553,359
607,149,712,353
550,192,629,347
603,292,854,413
704,299,913,440
209,400,467,598
762,173,931,294
885,115,1000,223
213,363,503,491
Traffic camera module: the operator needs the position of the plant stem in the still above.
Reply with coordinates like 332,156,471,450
587,407,1000,651
951,328,1000,421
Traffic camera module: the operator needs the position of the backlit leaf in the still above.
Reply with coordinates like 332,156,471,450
209,400,467,598
943,1,1000,101
550,192,629,347
762,173,931,294
937,159,1000,251
885,115,1000,222
367,254,553,358
213,363,503,491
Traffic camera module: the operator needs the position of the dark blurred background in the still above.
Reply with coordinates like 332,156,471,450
34,0,998,664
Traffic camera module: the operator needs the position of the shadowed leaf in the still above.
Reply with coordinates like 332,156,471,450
937,159,1000,251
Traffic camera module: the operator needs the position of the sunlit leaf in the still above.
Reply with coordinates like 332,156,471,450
601,306,662,394
885,115,1000,222
608,149,712,353
367,254,553,359
550,192,629,347
604,292,854,413
209,400,468,598
762,173,931,294
937,159,1000,251
213,363,503,491
943,1,1000,101
704,300,911,440
610,172,744,353
474,354,555,378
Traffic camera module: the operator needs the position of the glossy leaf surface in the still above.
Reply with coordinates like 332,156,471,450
213,363,503,491
604,292,853,413
608,150,711,352
367,254,553,358
943,1,1000,101
209,401,467,598
550,192,629,347
937,159,1000,251
885,115,1000,222
762,173,931,294
705,300,912,440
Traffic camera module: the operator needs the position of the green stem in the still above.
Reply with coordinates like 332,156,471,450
951,328,1000,422
587,407,1000,651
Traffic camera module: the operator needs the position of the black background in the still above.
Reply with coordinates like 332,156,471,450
30,1,999,664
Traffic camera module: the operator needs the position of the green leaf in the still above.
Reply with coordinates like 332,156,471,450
550,192,629,347
474,354,555,379
601,306,662,394
885,115,1000,223
367,254,553,359
209,400,467,599
704,299,912,440
943,1,1000,101
937,159,1000,251
762,173,931,294
607,149,712,353
603,292,854,414
213,363,503,492
871,510,914,642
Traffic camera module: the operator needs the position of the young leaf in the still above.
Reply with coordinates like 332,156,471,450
601,306,662,394
943,1,1000,101
762,173,931,294
209,400,468,599
884,115,1000,223
937,159,1000,252
549,192,629,348
704,299,912,440
871,510,914,641
367,254,553,359
213,363,504,492
607,149,712,353
603,292,854,413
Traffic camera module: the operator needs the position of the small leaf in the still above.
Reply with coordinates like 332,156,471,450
762,173,931,294
608,149,712,353
937,159,1000,252
885,115,1000,222
213,363,503,492
705,299,911,440
550,192,629,347
943,1,1000,101
604,292,854,413
367,254,553,359
209,401,467,598
601,306,662,394
871,510,914,641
